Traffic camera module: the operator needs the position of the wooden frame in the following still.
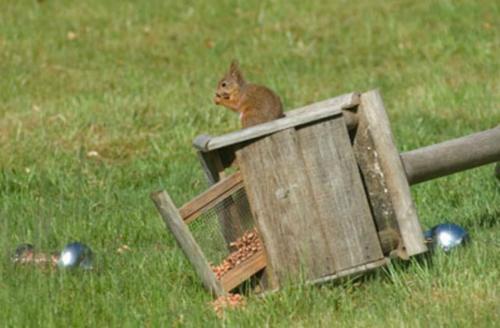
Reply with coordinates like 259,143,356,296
179,172,243,224
219,249,267,292
151,173,269,294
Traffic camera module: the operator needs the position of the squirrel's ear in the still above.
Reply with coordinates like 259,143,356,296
229,60,240,73
229,60,244,83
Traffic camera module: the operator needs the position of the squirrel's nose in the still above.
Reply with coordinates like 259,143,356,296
214,93,221,104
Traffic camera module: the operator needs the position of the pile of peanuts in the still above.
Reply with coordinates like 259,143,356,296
211,293,246,317
212,228,262,280
12,248,59,267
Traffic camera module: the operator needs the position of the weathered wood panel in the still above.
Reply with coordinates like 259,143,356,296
237,119,383,287
237,129,319,287
354,90,427,257
150,190,225,296
296,118,383,270
352,109,399,235
179,171,243,224
285,92,360,117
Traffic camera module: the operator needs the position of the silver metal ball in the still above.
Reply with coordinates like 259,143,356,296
58,242,93,269
424,223,469,252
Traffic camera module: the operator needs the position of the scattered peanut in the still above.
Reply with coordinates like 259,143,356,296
211,293,246,317
211,228,262,279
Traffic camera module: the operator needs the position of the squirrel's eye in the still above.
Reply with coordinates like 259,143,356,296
221,82,227,87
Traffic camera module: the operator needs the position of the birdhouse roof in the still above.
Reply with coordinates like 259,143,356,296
193,92,360,152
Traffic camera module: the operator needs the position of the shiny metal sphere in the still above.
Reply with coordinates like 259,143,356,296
58,242,93,269
424,223,469,252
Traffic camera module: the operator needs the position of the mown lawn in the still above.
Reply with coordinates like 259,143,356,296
0,0,498,327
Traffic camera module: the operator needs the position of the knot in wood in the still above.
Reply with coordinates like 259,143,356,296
275,187,290,199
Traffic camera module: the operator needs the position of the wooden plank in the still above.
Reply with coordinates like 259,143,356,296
206,109,340,151
197,92,360,152
356,90,427,257
179,171,243,224
237,129,320,287
219,249,267,292
237,121,383,287
296,118,383,271
401,126,500,185
352,108,400,236
193,135,212,153
256,257,390,297
150,190,225,297
308,258,389,285
286,92,360,117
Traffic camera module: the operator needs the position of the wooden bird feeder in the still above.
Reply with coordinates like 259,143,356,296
151,90,500,296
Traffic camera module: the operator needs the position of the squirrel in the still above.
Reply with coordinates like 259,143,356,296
213,60,284,128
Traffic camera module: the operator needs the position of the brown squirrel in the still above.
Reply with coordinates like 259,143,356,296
213,60,284,128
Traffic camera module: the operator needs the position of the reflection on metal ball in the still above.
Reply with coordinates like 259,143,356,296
58,242,93,269
424,223,469,252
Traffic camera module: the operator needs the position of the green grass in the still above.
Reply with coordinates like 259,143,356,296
1,0,499,326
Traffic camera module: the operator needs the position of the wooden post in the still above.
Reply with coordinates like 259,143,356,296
150,190,225,296
401,127,500,185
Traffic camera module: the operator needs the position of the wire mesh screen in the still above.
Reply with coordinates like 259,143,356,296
189,188,255,266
